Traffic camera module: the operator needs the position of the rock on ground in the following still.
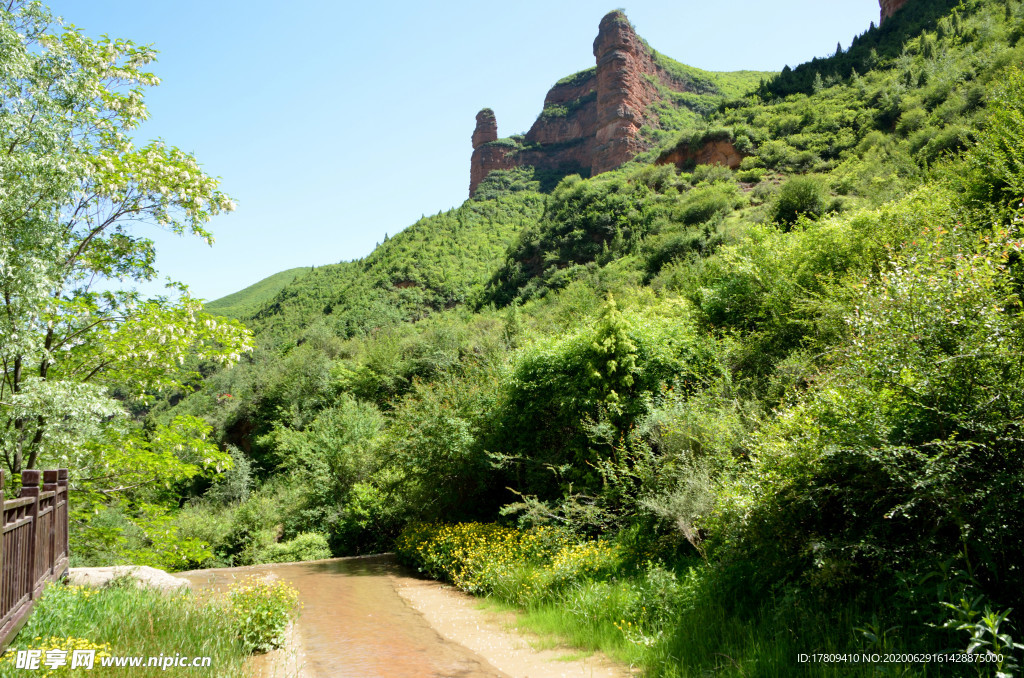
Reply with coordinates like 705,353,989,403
68,565,191,591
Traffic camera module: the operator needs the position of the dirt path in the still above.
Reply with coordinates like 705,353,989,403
395,577,634,678
182,555,633,678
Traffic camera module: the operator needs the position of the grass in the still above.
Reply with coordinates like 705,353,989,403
0,582,250,677
204,267,311,320
474,579,959,678
396,522,974,678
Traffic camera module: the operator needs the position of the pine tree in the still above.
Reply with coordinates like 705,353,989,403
587,295,638,415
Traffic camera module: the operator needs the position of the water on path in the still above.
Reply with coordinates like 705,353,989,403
181,555,505,678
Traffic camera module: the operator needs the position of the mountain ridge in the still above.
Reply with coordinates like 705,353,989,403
468,10,772,196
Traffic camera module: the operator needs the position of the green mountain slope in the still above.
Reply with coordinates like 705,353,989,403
204,267,310,319
141,4,1024,675
244,171,545,347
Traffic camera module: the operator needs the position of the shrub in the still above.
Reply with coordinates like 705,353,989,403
259,532,331,563
395,522,620,600
690,163,734,185
736,168,766,183
228,577,301,653
677,183,741,225
493,299,718,499
770,175,827,226
643,227,723,277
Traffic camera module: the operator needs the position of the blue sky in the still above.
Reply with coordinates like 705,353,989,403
44,0,881,301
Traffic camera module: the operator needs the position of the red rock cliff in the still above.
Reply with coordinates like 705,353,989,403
469,10,696,196
880,0,913,24
472,108,498,149
591,11,663,174
470,109,515,195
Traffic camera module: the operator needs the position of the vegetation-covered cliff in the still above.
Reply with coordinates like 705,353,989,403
468,11,769,195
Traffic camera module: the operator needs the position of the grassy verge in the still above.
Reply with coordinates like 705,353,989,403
0,577,297,677
396,523,977,678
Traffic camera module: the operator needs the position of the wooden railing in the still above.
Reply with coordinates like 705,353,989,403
0,469,69,653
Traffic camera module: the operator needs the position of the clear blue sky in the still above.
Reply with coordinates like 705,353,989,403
44,0,881,301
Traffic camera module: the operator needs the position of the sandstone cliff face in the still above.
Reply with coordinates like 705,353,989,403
470,109,512,195
472,109,498,149
590,11,664,174
656,138,744,172
879,0,913,25
469,10,700,196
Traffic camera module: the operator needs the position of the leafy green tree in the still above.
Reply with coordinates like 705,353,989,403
770,175,827,227
0,1,251,477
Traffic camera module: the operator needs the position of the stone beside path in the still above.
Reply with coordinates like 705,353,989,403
68,565,191,591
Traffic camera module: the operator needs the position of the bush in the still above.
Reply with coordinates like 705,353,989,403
677,182,742,225
258,532,331,563
736,168,766,183
643,227,723,277
720,226,1024,608
228,577,301,653
493,298,718,499
770,175,827,226
395,522,619,600
690,164,734,185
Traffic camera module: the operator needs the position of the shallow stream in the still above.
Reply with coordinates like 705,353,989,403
181,555,505,678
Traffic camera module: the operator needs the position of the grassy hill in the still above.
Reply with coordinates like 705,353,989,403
245,171,545,347
204,267,311,319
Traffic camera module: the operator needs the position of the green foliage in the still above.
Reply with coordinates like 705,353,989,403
770,175,828,226
395,522,620,598
677,182,742,225
69,416,235,571
541,90,596,119
246,188,543,346
2,583,248,677
555,67,596,87
493,299,717,499
0,0,250,477
227,577,300,653
940,598,1024,674
204,267,311,319
716,225,1024,610
759,0,962,98
259,532,331,563
384,373,500,522
121,5,1024,675
958,65,1024,221
485,168,675,304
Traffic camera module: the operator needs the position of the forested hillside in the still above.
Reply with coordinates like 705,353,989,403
74,1,1024,675
203,267,310,320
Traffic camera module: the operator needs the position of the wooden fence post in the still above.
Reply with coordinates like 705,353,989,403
19,471,40,600
42,471,57,583
57,469,68,578
0,470,4,617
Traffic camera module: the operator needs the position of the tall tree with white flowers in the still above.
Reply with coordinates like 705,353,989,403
0,1,251,485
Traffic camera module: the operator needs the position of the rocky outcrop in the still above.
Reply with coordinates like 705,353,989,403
656,137,745,171
590,11,664,174
472,109,498,150
879,0,914,24
469,109,516,195
469,10,701,196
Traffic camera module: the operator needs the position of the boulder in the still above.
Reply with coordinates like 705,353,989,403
68,565,191,592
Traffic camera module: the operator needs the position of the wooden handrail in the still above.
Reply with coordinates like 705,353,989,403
0,468,70,653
